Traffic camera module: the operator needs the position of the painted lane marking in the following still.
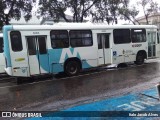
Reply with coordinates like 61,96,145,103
27,88,160,120
26,88,160,120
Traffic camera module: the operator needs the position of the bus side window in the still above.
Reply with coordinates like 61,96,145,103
113,29,131,44
70,30,93,47
131,29,146,43
10,31,23,52
50,30,69,49
0,38,3,53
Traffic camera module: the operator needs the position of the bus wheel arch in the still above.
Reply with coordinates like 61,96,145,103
135,50,147,65
64,58,82,76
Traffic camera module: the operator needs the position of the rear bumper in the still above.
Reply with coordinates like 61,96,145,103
5,67,30,77
5,67,12,76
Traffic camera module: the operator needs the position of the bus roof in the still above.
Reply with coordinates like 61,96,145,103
5,23,158,31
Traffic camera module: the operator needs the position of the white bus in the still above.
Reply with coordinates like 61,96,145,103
0,33,6,73
3,23,159,77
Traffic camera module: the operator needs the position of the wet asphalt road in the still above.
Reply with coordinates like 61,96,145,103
1,59,160,111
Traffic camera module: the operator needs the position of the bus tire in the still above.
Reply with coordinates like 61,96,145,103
117,63,128,68
135,52,144,65
64,60,80,76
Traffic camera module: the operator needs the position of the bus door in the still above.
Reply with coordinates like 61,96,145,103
0,37,5,73
97,33,111,66
26,36,49,75
148,32,156,58
157,32,160,57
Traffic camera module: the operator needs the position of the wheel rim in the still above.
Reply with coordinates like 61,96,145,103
66,63,78,75
69,66,77,74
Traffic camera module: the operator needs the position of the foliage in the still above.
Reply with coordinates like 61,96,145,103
39,0,100,22
91,0,119,24
0,0,33,29
119,0,139,25
91,0,136,24
0,0,159,29
39,0,160,24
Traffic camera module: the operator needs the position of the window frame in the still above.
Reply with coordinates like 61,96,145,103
50,30,69,49
69,30,93,48
131,29,146,43
113,29,131,44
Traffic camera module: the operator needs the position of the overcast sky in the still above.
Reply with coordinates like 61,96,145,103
119,0,159,24
130,0,159,17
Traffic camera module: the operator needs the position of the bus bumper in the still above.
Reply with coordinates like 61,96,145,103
5,67,12,76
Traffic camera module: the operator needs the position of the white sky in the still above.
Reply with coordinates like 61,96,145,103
130,0,159,17
120,0,160,24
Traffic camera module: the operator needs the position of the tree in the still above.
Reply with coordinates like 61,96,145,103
69,0,99,22
91,0,121,24
137,0,159,24
119,0,140,25
39,0,68,22
91,0,111,24
0,0,33,29
39,0,100,22
108,0,121,24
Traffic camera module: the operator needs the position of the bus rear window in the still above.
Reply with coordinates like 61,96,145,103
0,37,3,53
10,31,23,52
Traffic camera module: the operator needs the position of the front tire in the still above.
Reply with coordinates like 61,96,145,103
65,61,80,76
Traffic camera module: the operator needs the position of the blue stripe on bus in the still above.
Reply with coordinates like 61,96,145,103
82,60,93,69
38,54,50,72
39,48,92,73
48,49,63,73
3,25,13,67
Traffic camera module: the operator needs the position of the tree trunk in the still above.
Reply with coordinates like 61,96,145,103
5,14,10,25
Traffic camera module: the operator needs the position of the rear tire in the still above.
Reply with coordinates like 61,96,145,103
65,61,80,76
135,53,144,65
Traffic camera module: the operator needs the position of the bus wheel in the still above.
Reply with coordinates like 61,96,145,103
65,61,80,76
135,53,144,65
117,63,128,68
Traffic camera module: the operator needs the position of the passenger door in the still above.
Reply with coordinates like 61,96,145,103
97,33,112,66
26,36,49,75
0,37,5,73
156,32,160,58
148,32,156,58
